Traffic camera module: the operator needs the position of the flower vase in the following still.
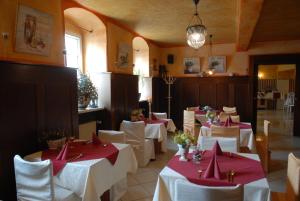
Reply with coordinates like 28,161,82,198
178,144,189,161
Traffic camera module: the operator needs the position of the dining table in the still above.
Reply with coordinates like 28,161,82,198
153,150,270,201
144,119,168,152
198,121,255,151
25,142,138,201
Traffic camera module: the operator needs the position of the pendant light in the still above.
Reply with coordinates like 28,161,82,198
186,0,207,49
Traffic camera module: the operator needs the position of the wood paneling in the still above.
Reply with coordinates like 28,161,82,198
152,76,251,130
0,61,78,200
98,73,139,130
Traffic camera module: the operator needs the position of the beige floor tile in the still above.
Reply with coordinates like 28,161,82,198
127,175,139,186
141,181,157,196
134,197,153,201
126,185,150,200
133,170,159,184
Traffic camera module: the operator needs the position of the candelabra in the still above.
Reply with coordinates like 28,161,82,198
163,74,176,118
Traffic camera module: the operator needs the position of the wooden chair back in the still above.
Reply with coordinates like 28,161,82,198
211,125,240,152
256,120,271,173
183,110,200,139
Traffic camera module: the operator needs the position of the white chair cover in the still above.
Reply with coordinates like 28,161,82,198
287,153,300,197
199,136,238,153
174,179,243,201
98,130,126,143
120,120,155,167
152,112,167,119
14,155,79,201
223,106,237,114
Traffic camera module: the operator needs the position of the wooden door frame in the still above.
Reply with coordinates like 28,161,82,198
249,54,300,135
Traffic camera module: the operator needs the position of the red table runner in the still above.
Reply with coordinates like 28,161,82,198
42,142,119,175
167,151,265,186
202,122,252,129
145,119,168,128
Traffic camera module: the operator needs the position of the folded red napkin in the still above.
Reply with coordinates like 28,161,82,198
212,141,223,156
56,142,69,160
92,132,102,145
203,153,221,179
224,117,232,127
151,113,158,120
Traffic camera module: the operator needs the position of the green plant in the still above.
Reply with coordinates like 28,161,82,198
206,110,216,120
173,131,195,147
77,71,98,99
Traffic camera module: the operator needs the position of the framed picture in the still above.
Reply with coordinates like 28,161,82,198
117,43,131,68
183,57,200,74
208,56,226,73
15,4,53,56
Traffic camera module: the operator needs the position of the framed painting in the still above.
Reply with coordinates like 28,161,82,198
183,57,200,74
15,4,53,56
117,43,131,68
208,56,226,73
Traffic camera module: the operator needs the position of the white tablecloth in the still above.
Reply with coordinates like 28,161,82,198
153,153,270,201
145,123,168,152
25,143,137,201
198,122,255,151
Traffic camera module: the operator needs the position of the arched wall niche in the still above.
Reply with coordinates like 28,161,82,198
132,37,151,101
64,7,107,73
132,37,149,77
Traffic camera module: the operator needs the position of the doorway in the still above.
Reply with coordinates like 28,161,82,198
256,64,296,136
250,54,300,137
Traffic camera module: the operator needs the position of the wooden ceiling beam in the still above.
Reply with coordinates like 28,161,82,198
236,0,264,51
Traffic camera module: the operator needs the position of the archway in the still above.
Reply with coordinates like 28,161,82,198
64,8,107,73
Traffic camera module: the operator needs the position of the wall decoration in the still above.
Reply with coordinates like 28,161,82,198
15,5,53,56
117,43,131,68
183,57,200,74
208,56,226,73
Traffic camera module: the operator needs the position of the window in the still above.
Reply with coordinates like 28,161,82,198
65,34,82,70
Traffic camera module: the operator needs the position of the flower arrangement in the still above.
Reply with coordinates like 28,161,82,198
39,129,67,150
131,109,144,121
77,71,98,108
173,131,195,148
202,105,212,112
206,110,216,122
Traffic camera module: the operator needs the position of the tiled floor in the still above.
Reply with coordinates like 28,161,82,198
120,136,177,201
257,109,300,193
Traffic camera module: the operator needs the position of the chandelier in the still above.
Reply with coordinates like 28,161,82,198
186,0,207,49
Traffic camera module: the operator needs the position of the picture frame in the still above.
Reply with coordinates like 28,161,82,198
208,56,226,73
183,57,200,74
15,4,53,56
117,43,131,68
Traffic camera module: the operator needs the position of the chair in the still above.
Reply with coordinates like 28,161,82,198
120,120,155,167
152,112,167,119
284,92,295,113
256,120,271,173
198,136,238,152
174,179,243,201
14,155,80,201
230,115,240,123
219,112,230,122
183,110,201,139
272,153,300,201
223,106,237,114
98,130,126,143
211,125,240,152
186,106,199,111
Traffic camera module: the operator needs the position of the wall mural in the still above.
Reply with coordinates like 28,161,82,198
117,43,131,68
15,4,53,56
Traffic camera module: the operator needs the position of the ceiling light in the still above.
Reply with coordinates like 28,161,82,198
186,0,207,49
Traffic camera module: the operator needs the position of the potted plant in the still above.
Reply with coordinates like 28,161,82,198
206,110,216,123
174,131,195,161
39,129,66,150
77,71,98,109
